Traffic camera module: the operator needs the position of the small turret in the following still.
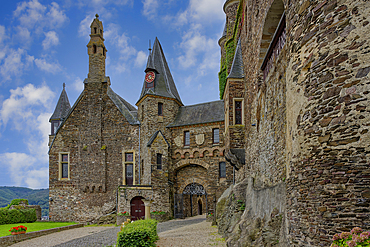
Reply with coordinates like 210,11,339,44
49,83,71,135
86,14,107,84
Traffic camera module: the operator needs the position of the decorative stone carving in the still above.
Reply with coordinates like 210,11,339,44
195,134,204,145
174,136,182,147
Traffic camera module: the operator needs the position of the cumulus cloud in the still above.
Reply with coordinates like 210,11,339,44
42,31,59,50
142,0,159,20
78,15,94,39
0,48,34,81
0,153,48,189
135,51,147,67
34,58,62,73
73,77,84,92
0,84,54,188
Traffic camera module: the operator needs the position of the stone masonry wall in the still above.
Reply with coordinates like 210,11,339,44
49,83,139,223
218,0,370,246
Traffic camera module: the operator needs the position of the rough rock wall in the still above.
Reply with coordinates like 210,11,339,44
217,0,370,246
49,84,139,223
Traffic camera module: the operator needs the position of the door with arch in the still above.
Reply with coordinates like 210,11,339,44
130,196,145,221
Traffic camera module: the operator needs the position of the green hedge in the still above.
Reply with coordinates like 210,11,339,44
0,208,37,225
117,219,158,247
5,199,29,209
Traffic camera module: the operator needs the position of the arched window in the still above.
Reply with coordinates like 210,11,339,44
94,27,97,34
93,45,97,54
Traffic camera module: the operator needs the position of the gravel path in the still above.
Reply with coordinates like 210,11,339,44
10,215,225,247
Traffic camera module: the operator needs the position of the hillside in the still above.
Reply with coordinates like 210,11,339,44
0,187,49,216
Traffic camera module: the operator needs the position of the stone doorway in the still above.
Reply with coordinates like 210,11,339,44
198,199,202,215
175,182,207,218
130,196,145,221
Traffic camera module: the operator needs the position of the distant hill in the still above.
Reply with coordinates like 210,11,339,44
0,187,49,216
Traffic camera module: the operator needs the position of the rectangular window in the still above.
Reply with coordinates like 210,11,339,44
123,151,135,185
184,131,190,146
219,162,226,178
59,153,69,180
158,103,163,116
51,120,59,135
235,101,242,125
213,128,220,144
156,153,162,170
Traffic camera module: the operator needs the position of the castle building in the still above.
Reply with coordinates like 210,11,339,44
48,14,233,222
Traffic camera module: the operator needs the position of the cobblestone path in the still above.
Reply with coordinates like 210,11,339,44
10,215,210,247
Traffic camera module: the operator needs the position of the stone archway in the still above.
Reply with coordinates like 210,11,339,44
181,182,207,217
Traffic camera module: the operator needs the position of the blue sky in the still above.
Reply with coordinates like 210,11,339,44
0,0,225,189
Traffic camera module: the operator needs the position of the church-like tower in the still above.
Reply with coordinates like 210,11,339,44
49,83,71,137
86,14,108,85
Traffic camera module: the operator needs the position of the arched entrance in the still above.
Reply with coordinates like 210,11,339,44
130,196,145,221
174,182,207,218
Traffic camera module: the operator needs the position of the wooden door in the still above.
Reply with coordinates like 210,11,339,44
130,196,145,221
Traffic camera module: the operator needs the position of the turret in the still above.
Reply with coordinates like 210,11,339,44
86,14,107,84
49,83,71,136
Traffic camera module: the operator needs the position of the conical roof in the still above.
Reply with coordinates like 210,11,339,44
137,37,182,105
49,83,71,122
227,39,244,79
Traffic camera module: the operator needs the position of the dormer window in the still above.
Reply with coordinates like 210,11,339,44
51,120,60,135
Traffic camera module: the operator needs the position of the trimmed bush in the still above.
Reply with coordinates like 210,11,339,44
117,219,158,247
0,208,36,225
5,199,29,209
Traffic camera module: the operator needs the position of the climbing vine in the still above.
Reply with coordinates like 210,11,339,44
219,0,244,99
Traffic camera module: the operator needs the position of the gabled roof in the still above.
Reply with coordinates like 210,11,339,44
137,37,182,105
49,83,71,122
167,100,224,128
147,130,170,147
227,39,245,79
107,87,139,125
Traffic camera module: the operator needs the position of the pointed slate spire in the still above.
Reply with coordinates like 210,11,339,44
137,37,182,105
227,39,245,79
49,83,71,122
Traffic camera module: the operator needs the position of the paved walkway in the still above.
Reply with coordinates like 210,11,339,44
10,215,225,247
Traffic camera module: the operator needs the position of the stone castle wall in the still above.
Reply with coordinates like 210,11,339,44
218,0,370,246
49,83,139,223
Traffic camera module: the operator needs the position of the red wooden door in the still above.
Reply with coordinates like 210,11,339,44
130,197,145,221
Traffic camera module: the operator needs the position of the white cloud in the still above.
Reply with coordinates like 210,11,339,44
0,83,54,128
0,48,34,81
13,0,46,30
34,58,62,73
0,153,48,189
135,51,147,67
46,2,68,29
0,25,7,44
42,31,59,50
142,0,159,19
73,77,84,91
0,84,54,188
78,15,94,39
188,0,224,21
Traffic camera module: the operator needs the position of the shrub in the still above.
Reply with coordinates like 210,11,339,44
0,208,36,225
331,227,370,247
117,219,158,247
5,199,29,209
150,211,166,215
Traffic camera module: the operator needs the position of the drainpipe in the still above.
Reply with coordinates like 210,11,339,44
138,125,141,185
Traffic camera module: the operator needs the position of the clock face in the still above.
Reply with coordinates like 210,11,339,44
145,71,155,83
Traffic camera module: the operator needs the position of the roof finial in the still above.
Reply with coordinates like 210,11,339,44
149,39,152,55
95,13,99,19
63,83,65,89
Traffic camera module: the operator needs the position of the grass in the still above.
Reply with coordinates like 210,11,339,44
0,222,78,237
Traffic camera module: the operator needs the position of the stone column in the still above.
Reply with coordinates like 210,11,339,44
143,200,152,219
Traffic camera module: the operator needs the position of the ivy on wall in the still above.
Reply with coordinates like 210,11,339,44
219,0,244,99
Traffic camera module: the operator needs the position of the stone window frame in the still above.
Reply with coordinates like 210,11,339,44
213,128,220,144
158,102,163,116
184,131,190,146
219,162,226,178
156,153,162,170
233,98,244,125
123,150,136,185
58,152,70,180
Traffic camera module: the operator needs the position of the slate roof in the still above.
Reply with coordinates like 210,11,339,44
107,87,139,125
227,39,245,79
137,37,182,105
167,100,224,128
147,130,170,147
49,83,71,122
